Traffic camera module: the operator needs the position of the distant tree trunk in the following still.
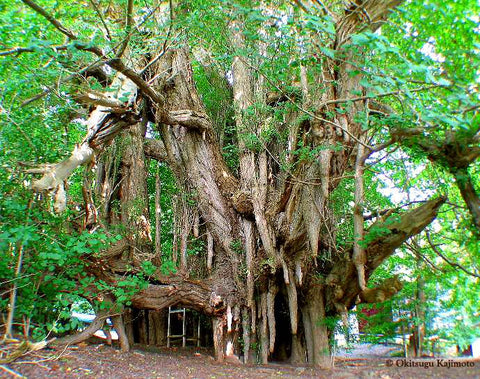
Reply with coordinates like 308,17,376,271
414,259,426,357
154,166,162,264
112,313,130,352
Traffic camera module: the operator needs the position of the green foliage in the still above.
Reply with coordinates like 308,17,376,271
0,188,119,339
114,275,149,306
160,261,177,276
230,239,244,255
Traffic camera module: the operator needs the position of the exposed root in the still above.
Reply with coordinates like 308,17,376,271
0,339,49,364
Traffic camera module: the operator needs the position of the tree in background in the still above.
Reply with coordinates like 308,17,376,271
0,0,478,366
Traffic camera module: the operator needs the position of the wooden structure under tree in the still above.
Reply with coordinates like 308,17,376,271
167,307,201,348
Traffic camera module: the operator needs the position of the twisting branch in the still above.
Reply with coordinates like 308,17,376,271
20,0,77,39
116,0,134,58
0,44,70,56
426,232,480,278
20,0,164,107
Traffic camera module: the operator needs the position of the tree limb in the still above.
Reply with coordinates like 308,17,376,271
52,309,112,347
116,0,134,58
131,280,224,316
325,196,446,314
144,138,167,161
336,0,404,47
20,0,164,107
20,0,77,39
426,232,480,278
159,110,211,130
366,196,447,270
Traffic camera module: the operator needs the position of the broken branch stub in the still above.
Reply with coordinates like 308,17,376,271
28,73,140,213
32,144,94,192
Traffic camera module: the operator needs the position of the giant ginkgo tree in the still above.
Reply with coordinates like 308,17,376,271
2,0,479,367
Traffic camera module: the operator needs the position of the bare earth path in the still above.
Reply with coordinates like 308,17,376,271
2,345,479,379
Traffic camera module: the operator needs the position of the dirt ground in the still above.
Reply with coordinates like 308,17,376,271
2,344,479,379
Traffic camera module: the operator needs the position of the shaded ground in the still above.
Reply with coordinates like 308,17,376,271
336,343,403,358
2,343,479,379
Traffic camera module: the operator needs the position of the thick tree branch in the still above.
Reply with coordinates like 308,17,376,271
20,0,77,39
144,138,167,161
158,110,211,130
73,91,126,109
451,168,480,231
366,196,446,269
29,72,139,199
52,309,112,347
325,196,446,314
131,279,224,316
336,0,404,47
31,144,94,191
359,275,403,303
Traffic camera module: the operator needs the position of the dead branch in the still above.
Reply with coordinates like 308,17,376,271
0,339,49,364
73,92,126,109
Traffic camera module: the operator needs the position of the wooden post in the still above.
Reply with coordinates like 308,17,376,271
167,306,172,347
182,308,186,347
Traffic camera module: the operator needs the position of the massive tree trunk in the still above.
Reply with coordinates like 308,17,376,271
139,40,445,363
